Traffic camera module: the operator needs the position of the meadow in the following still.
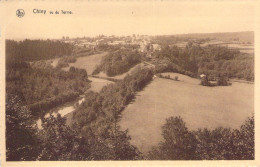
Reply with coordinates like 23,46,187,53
62,52,108,74
62,52,113,92
96,63,145,80
119,72,254,153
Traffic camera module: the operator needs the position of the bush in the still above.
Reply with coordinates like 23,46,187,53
217,76,228,86
56,56,77,69
200,76,211,86
148,116,254,160
148,116,197,160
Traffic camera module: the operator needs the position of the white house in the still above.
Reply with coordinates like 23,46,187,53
200,74,206,78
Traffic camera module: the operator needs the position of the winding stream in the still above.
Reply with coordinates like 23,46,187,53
37,76,113,128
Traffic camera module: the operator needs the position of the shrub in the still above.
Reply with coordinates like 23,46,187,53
217,76,228,86
148,116,197,160
200,76,211,86
148,116,254,160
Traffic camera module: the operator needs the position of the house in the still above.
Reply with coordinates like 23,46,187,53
200,74,206,78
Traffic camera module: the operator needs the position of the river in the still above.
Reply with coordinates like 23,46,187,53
37,76,113,128
37,52,112,128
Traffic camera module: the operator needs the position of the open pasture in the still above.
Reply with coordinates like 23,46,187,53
119,73,254,153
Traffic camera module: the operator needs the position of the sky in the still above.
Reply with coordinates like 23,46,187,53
0,1,256,39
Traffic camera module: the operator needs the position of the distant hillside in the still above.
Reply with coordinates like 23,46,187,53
174,31,254,43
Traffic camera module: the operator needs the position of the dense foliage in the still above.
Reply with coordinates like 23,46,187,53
200,75,230,87
71,68,154,159
6,94,142,161
73,67,153,129
6,61,90,116
37,114,91,160
148,117,197,160
6,39,74,61
7,94,254,161
148,116,254,160
6,95,91,161
56,56,77,68
6,95,40,161
153,43,254,81
6,38,254,161
93,48,142,76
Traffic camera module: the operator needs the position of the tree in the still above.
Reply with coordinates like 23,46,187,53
217,76,228,86
148,116,197,160
94,48,142,76
37,114,91,160
53,86,59,95
232,116,254,159
195,127,234,160
87,122,143,160
6,95,39,161
200,76,211,86
148,116,254,160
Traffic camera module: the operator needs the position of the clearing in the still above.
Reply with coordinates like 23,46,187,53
62,52,108,74
95,63,146,80
119,72,254,153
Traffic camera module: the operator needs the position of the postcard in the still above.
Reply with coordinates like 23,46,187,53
0,0,259,166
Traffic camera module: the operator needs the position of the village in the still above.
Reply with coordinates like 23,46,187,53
61,34,249,86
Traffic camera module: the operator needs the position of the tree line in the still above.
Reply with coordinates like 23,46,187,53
56,56,77,69
153,42,254,81
148,116,254,160
5,39,254,161
6,60,90,117
6,63,255,161
72,67,153,140
6,67,154,161
6,39,74,61
93,48,142,76
6,93,254,160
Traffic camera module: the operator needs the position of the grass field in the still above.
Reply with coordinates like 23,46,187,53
63,52,107,74
64,52,113,92
119,73,254,153
96,63,146,80
88,77,113,92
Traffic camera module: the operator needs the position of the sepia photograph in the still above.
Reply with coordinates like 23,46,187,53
0,0,259,166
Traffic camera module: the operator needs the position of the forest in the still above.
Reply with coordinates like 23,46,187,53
6,39,74,61
5,39,152,160
93,48,142,76
6,93,254,160
5,39,255,161
72,67,154,136
6,66,154,160
148,116,254,160
6,61,90,116
153,42,254,81
6,40,91,117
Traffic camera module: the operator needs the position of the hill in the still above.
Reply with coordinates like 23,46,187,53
174,31,254,43
119,73,254,153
